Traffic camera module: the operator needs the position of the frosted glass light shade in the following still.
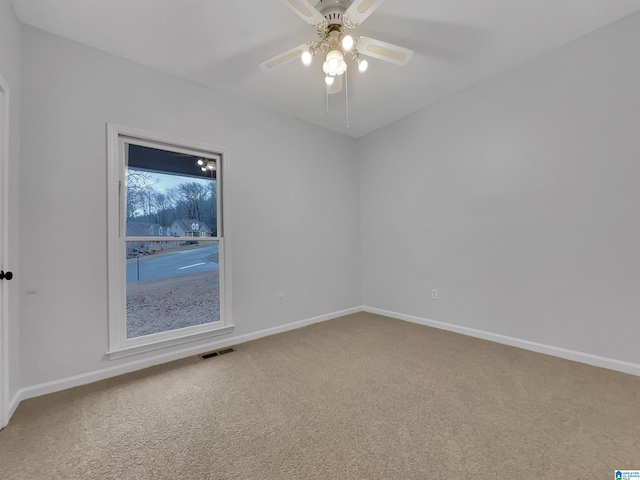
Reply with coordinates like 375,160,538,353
322,50,347,76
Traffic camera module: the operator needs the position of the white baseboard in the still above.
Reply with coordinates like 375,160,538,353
9,304,639,426
363,306,640,377
8,390,21,422
11,306,362,412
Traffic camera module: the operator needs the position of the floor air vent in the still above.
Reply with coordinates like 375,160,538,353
200,347,234,360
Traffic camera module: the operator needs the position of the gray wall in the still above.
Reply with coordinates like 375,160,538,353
359,12,640,364
19,27,361,388
0,0,21,403
16,9,640,393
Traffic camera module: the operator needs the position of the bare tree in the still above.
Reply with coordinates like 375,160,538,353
153,192,174,226
171,182,210,221
126,170,159,219
208,180,217,235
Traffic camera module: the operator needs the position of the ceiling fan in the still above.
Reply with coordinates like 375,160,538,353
260,0,413,95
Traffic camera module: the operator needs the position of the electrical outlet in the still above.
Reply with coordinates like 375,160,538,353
278,293,284,304
431,289,438,300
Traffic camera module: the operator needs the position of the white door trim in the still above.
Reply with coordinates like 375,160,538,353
0,72,9,429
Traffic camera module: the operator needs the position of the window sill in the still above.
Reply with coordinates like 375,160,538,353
107,324,235,360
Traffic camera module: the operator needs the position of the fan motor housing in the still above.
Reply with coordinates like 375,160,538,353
317,0,352,25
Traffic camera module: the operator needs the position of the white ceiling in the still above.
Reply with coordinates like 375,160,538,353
12,0,640,138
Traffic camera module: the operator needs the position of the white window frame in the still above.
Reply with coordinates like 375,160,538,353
106,123,233,360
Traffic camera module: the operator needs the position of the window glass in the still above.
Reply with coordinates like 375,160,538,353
126,241,220,338
124,144,219,338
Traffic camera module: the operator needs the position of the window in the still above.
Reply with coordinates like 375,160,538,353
107,124,232,359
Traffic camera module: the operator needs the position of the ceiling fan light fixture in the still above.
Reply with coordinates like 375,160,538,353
323,49,347,76
301,46,315,66
341,34,354,51
197,158,216,172
261,0,415,119
357,57,368,72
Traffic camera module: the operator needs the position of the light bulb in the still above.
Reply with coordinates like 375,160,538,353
358,58,368,73
342,35,354,51
328,58,339,70
301,50,312,66
201,167,207,172
197,159,205,166
325,76,334,86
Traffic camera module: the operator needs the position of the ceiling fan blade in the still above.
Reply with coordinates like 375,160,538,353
260,43,308,71
281,0,325,26
356,36,414,66
343,0,385,27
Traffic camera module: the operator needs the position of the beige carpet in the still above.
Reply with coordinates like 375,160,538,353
1,312,639,479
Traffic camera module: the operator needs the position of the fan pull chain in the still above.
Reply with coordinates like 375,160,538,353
326,86,329,115
345,69,349,128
